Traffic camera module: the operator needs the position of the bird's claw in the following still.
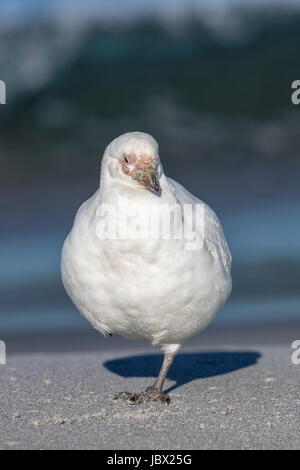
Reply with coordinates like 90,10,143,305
114,390,170,405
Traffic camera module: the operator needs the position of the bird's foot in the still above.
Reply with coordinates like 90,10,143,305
114,387,170,405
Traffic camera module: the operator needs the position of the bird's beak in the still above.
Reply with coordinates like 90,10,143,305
131,158,161,192
148,169,161,193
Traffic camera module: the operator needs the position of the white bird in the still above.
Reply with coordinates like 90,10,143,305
61,132,232,404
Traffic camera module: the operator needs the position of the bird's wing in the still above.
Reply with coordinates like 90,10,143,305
167,177,232,272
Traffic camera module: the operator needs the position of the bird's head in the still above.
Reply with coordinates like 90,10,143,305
102,132,162,193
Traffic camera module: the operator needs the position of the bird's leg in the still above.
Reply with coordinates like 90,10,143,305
115,350,177,405
145,351,176,399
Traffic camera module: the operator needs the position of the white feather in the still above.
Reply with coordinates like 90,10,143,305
61,132,232,355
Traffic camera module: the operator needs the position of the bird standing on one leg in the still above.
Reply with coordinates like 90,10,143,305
61,132,232,404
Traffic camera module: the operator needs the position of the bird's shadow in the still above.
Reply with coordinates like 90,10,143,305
104,350,261,393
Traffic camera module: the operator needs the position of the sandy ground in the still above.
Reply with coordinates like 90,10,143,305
0,325,299,450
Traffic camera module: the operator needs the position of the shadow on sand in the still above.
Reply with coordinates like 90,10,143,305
104,351,261,393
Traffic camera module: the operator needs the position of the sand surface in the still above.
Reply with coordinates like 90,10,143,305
0,328,299,450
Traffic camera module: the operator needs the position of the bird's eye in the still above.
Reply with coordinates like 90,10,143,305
124,156,129,164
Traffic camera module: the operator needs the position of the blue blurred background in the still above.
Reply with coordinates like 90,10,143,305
0,0,299,352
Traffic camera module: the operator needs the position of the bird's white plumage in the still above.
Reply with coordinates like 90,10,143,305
61,132,232,355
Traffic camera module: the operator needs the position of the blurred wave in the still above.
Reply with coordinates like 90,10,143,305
1,3,300,178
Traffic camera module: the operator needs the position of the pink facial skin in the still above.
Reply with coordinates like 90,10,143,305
121,153,136,175
121,153,159,190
